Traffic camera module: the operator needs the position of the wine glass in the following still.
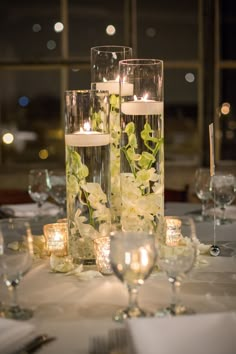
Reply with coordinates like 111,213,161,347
28,169,51,215
156,216,197,316
194,168,212,220
0,218,34,320
110,230,157,322
49,170,66,217
210,173,236,225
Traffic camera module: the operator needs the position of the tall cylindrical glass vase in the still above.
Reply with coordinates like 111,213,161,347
119,59,164,232
91,46,133,223
65,90,111,265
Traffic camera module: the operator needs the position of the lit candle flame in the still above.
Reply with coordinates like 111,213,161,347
83,122,91,131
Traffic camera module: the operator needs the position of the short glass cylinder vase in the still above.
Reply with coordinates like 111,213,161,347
91,46,133,223
119,59,164,232
65,90,111,265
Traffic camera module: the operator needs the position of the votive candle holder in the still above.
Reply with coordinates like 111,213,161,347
43,222,68,256
94,236,113,275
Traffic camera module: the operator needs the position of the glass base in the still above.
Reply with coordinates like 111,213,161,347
113,306,153,323
3,305,33,320
155,304,195,317
215,218,232,226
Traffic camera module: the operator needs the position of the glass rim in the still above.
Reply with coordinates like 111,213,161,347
91,45,132,53
119,58,163,66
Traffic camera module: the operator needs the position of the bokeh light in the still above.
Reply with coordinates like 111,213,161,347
146,27,156,38
47,40,56,50
18,96,30,107
106,25,116,36
221,102,230,115
54,22,64,33
2,132,14,144
185,73,195,83
32,23,42,32
39,149,49,160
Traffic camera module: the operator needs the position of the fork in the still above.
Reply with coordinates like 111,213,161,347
88,335,109,354
89,328,128,354
108,328,128,354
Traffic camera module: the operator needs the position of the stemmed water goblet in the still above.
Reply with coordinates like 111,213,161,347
28,169,51,216
210,173,236,225
0,218,34,320
49,170,66,217
109,230,157,322
194,168,212,221
156,216,197,316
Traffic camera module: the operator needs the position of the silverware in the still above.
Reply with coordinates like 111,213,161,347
108,328,128,354
88,335,109,354
14,334,56,354
89,328,128,354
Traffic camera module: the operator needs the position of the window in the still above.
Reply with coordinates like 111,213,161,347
0,0,235,174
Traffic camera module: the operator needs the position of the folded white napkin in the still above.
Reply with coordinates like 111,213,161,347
1,202,60,217
0,318,35,354
126,312,236,354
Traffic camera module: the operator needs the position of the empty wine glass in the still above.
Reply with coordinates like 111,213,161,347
0,218,34,320
28,169,51,215
49,170,66,217
110,230,157,322
210,173,236,225
194,168,212,220
156,216,197,316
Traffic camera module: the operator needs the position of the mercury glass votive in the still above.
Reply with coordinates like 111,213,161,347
94,236,113,275
165,216,182,246
43,222,68,256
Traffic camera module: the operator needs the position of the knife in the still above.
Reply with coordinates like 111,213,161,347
15,334,56,354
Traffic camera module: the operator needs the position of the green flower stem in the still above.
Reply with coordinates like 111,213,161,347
146,138,163,170
121,146,138,176
83,190,95,227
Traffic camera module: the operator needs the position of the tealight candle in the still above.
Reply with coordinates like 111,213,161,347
93,236,113,275
43,222,68,256
165,217,182,246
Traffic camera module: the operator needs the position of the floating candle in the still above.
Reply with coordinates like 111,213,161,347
121,100,163,116
95,81,133,96
65,132,110,147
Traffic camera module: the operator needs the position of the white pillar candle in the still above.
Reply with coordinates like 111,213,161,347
121,100,163,116
65,132,110,147
95,81,133,96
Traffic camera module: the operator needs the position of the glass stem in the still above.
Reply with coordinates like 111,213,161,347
221,206,226,222
201,200,207,216
170,278,180,310
8,284,19,309
127,285,139,310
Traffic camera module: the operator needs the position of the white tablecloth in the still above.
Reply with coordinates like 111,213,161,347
1,202,236,353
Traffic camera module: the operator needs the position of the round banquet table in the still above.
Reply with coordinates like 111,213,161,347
0,202,235,354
